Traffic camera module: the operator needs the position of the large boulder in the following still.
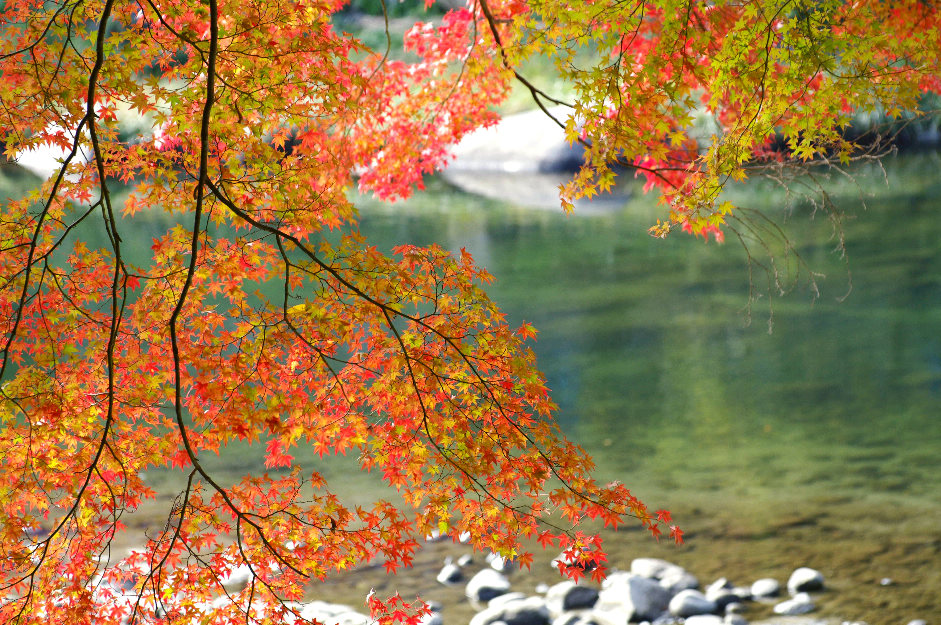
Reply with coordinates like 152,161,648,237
597,572,671,622
445,107,583,176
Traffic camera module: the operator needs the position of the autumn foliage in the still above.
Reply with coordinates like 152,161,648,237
0,0,938,622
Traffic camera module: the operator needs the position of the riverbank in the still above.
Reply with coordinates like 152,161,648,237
107,485,938,625
299,492,938,625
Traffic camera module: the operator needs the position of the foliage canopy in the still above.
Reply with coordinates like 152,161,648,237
0,0,938,622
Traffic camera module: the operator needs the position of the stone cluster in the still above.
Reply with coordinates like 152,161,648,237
423,554,922,625
206,554,927,625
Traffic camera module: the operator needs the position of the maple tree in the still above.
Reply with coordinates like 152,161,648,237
0,0,938,622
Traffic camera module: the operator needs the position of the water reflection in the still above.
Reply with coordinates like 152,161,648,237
2,153,940,514
357,155,941,511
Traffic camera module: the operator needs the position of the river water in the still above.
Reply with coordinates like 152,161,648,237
2,153,939,621
353,154,941,621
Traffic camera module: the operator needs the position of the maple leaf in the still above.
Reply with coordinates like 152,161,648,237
670,525,685,545
264,439,294,469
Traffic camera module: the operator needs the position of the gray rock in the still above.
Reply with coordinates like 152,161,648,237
772,592,815,615
630,558,684,580
747,619,831,625
587,606,632,625
750,578,781,599
457,554,474,567
659,568,700,594
219,564,253,592
597,572,671,621
705,578,733,597
786,568,824,594
906,621,927,625
545,581,575,617
550,613,588,625
488,552,515,573
627,558,697,594
708,589,741,612
466,569,512,607
724,602,746,615
489,592,527,608
731,586,753,600
724,615,747,625
321,611,371,625
437,562,463,585
668,589,717,617
545,581,598,615
445,106,583,175
298,600,356,621
563,586,599,611
470,595,550,625
683,616,724,625
420,612,443,625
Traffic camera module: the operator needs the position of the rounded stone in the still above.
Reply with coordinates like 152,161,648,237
773,592,815,615
630,558,684,580
659,568,699,594
488,552,515,573
597,573,672,621
551,614,585,625
787,567,825,594
466,569,511,606
704,578,732,598
750,578,781,598
668,589,716,617
470,595,550,625
437,563,463,585
563,586,599,611
420,612,443,625
707,589,740,612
